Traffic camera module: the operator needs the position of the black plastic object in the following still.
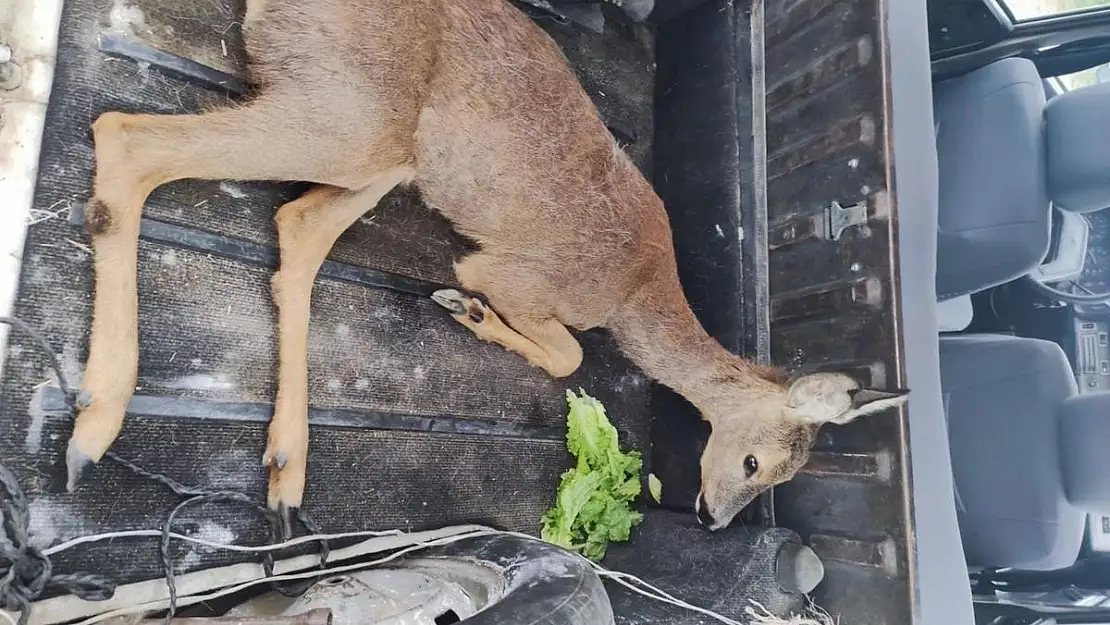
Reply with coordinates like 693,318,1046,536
647,0,717,23
413,534,615,625
603,509,809,622
776,542,825,595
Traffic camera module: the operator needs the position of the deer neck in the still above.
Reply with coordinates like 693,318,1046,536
608,270,782,414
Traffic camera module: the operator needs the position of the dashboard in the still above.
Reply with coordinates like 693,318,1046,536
1076,210,1110,304
1030,207,1110,319
1070,210,1110,390
1031,208,1110,390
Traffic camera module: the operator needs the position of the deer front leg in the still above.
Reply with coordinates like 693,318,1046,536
266,170,410,533
432,254,584,378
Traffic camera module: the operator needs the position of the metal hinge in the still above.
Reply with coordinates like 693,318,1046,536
821,200,869,241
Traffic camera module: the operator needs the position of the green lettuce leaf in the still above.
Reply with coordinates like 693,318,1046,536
540,389,644,562
648,473,663,504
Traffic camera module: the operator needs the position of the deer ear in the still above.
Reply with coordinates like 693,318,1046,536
786,373,909,425
838,388,910,424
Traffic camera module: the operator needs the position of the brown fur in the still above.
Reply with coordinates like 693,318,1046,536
83,199,114,235
70,0,907,528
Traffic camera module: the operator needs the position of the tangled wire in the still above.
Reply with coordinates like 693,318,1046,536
0,316,330,625
0,463,114,625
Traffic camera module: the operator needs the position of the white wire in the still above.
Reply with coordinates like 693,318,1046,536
596,570,745,625
485,531,739,620
41,526,728,617
594,567,745,624
485,530,746,623
70,529,500,625
44,528,406,557
746,598,837,625
0,609,16,625
33,525,817,625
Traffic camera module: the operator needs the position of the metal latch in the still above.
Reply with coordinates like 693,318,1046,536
821,200,869,241
0,43,22,91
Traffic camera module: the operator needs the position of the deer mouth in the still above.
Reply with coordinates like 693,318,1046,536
695,492,727,530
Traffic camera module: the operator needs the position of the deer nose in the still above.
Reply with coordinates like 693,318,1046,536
695,492,715,527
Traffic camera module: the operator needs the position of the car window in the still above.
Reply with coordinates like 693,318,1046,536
1054,63,1110,90
1002,0,1110,22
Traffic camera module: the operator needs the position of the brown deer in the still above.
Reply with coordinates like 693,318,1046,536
69,0,909,533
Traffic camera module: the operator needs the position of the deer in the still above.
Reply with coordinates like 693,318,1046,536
67,0,910,534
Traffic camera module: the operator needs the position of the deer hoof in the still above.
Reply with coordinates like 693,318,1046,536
273,502,298,541
262,448,288,470
431,289,469,315
65,438,94,492
431,289,488,324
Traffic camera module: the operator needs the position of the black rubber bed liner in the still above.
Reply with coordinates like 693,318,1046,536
1,0,916,623
2,0,654,579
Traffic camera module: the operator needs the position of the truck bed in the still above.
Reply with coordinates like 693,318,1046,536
0,0,918,622
3,0,659,573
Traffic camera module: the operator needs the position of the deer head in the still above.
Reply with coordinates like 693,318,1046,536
694,370,909,530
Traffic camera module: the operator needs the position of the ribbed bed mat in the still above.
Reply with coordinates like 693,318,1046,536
0,0,656,583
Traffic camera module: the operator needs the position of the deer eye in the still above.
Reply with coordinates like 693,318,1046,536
743,455,758,477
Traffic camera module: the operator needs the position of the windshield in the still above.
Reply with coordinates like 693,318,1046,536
1002,0,1110,21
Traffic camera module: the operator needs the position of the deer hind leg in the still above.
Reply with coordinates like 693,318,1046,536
431,256,583,378
69,104,386,491
266,170,411,527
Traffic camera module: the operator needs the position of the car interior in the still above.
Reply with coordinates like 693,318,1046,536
917,0,1110,621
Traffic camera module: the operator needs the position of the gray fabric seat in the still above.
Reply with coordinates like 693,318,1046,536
1059,391,1110,513
939,334,1085,570
933,58,1051,300
1045,82,1110,214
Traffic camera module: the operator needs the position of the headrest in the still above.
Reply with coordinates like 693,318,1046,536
1059,391,1110,512
1045,82,1110,213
